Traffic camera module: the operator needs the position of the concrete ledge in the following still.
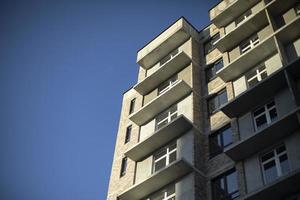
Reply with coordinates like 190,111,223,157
215,9,268,52
134,51,191,95
118,159,193,200
276,16,300,45
221,68,287,118
129,80,192,126
125,115,193,161
217,35,277,82
245,169,300,200
224,107,300,161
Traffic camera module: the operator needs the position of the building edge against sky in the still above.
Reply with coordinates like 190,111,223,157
107,0,300,200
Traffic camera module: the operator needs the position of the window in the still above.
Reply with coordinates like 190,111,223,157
235,9,252,26
155,105,178,130
209,124,233,157
245,64,267,88
253,100,277,131
208,89,228,114
158,75,178,95
240,34,259,54
159,49,179,66
129,98,136,114
120,157,128,177
204,33,220,54
206,59,224,81
261,144,290,184
153,142,177,173
296,3,300,15
212,168,239,200
145,184,175,200
125,125,132,144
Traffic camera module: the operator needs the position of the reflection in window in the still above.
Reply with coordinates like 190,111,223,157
253,100,277,131
209,124,233,157
208,89,228,114
261,144,290,184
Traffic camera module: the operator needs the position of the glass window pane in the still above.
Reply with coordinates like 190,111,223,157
219,91,228,106
154,157,166,172
260,71,268,80
169,152,176,164
267,101,275,108
276,145,286,154
215,59,224,72
255,115,267,129
269,108,277,121
166,185,175,196
254,107,265,116
154,148,167,160
226,171,238,194
279,154,290,175
222,127,233,147
248,78,259,88
261,151,274,162
264,160,277,183
209,135,222,157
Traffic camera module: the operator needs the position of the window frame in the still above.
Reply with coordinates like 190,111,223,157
120,157,128,177
253,100,277,131
155,105,178,131
206,58,224,82
152,142,177,173
124,125,132,144
235,9,252,27
145,184,176,200
208,89,228,115
240,34,259,54
260,144,290,184
159,48,179,66
129,98,136,115
157,75,178,95
209,124,233,158
245,64,267,88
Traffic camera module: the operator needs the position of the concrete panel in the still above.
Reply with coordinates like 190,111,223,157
244,155,263,193
282,8,297,25
178,64,192,87
140,119,155,141
257,25,272,41
229,46,240,62
176,173,195,200
144,89,158,105
274,88,296,117
225,21,235,34
177,130,194,164
251,1,264,13
178,94,193,121
285,130,300,171
135,156,153,184
265,53,283,75
238,112,254,140
233,75,247,96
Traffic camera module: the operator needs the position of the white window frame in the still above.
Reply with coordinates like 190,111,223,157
158,76,178,95
145,185,176,200
235,9,252,27
155,105,178,130
159,49,179,66
253,100,277,131
246,64,267,88
240,34,260,54
153,142,177,173
261,145,289,184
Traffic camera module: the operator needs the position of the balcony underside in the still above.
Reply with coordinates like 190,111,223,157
118,159,193,200
125,115,193,161
216,9,268,52
267,0,299,16
130,80,192,126
134,51,191,95
245,169,300,200
225,107,300,161
221,68,287,118
211,0,260,27
217,36,277,82
276,16,300,45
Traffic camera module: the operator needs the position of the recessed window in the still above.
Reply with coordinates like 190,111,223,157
240,34,259,54
261,144,290,184
159,49,179,66
155,105,178,130
208,89,228,114
209,124,233,158
212,168,239,200
253,100,277,131
245,64,267,88
206,59,224,81
204,33,220,55
145,184,175,200
129,98,136,114
153,142,177,173
158,75,178,95
124,125,132,144
235,9,252,27
120,157,128,177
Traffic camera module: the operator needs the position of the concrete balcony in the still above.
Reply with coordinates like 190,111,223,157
134,51,191,95
267,0,299,18
244,169,300,200
224,107,300,161
118,159,193,200
125,115,193,161
217,35,277,82
129,80,192,126
215,9,268,52
137,18,198,69
209,0,260,27
221,68,287,118
276,15,300,45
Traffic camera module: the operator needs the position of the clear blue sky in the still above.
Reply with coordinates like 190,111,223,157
0,0,219,199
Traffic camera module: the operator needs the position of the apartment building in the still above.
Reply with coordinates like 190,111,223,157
107,0,300,200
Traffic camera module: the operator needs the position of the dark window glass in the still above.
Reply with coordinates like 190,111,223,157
209,125,233,157
129,98,136,114
125,125,132,144
209,89,228,114
204,33,220,55
206,59,224,81
212,168,239,200
120,157,128,177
